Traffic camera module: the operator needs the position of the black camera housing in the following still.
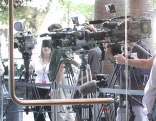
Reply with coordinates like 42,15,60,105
14,31,35,54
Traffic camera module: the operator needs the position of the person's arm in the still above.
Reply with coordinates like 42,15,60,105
114,54,153,68
83,23,97,32
70,58,80,67
55,64,65,83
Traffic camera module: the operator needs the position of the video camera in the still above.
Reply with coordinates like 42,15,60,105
40,17,151,49
89,3,151,42
89,16,151,42
14,21,36,55
14,31,36,54
40,3,151,49
40,30,97,50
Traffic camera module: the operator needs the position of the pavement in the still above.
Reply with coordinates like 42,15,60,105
23,112,51,121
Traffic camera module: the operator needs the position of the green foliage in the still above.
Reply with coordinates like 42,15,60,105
14,7,36,20
154,0,156,7
59,0,94,20
0,10,8,24
0,0,94,31
73,3,94,20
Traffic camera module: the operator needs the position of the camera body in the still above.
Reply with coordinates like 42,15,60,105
87,16,151,43
40,16,151,50
103,17,151,42
14,31,36,54
14,21,36,55
95,74,108,88
72,16,79,26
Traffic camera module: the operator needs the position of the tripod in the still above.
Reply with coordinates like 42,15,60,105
21,51,33,114
72,50,94,121
96,63,145,121
1,51,33,121
14,51,46,121
47,48,79,121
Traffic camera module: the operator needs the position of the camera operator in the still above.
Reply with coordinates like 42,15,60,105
47,23,65,83
47,23,76,121
114,48,156,121
107,40,151,121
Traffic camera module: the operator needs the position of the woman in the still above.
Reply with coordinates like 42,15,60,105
30,39,53,121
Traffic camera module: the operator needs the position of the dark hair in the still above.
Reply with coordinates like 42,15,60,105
42,40,52,48
107,43,122,56
48,24,62,32
40,40,52,59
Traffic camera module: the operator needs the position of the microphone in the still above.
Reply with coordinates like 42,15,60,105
40,32,66,39
89,20,106,24
40,33,48,37
55,27,73,32
79,80,108,96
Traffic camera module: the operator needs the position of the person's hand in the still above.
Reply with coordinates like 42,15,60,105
83,23,97,32
114,54,125,64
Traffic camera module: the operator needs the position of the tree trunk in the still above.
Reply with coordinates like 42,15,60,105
94,0,154,24
94,0,126,20
129,0,154,17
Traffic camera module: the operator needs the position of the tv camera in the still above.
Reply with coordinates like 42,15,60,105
40,16,151,48
14,21,36,55
13,21,37,114
89,16,151,42
14,31,36,55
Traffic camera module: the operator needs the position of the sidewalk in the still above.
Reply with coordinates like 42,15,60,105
23,112,50,121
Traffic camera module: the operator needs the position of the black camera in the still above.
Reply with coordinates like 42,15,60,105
87,16,151,43
14,21,36,54
88,4,151,43
40,29,96,50
104,17,151,42
72,16,79,26
14,31,36,54
95,74,108,88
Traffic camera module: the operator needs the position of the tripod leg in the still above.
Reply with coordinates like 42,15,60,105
34,106,46,121
86,64,92,81
33,88,49,121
